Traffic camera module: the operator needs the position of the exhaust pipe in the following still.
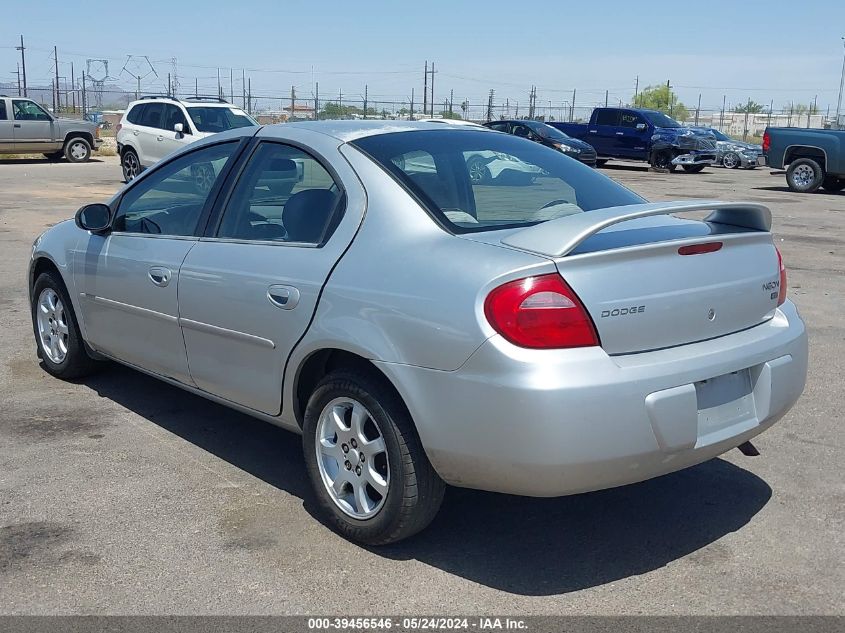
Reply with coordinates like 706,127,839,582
737,440,760,457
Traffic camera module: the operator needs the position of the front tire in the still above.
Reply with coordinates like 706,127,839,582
64,137,91,163
722,152,741,169
31,272,101,379
786,158,824,193
651,149,677,172
303,370,445,545
682,164,706,173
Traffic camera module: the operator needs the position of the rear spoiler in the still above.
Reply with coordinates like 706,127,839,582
500,200,772,258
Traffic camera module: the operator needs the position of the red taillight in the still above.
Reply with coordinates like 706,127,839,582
776,247,787,306
678,241,723,256
484,274,599,349
762,130,770,153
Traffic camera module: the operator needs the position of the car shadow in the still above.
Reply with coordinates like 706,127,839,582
78,362,772,596
597,163,651,173
0,157,105,165
753,185,842,196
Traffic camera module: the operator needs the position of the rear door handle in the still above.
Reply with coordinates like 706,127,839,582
267,284,300,310
148,266,172,287
13,124,21,128
616,131,624,135
588,129,597,133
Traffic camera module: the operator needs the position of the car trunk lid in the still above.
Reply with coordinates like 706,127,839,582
499,201,782,354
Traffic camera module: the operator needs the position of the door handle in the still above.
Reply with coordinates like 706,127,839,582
267,284,300,310
148,266,172,287
616,132,624,135
588,129,597,133
156,135,164,141
133,130,139,136
13,124,21,128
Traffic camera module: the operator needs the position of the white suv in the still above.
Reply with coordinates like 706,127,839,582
116,96,257,182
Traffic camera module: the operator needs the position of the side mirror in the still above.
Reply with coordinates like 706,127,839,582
635,123,647,131
174,123,184,134
75,203,111,233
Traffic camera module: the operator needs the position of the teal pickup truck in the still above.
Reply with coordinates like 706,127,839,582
763,127,845,193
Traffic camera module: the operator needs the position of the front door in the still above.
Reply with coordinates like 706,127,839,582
158,104,192,159
12,99,57,152
178,140,352,415
74,140,242,382
617,110,651,158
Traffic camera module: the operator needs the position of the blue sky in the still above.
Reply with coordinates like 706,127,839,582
2,0,844,115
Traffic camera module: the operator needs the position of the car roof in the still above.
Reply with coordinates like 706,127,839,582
127,97,240,108
264,119,495,142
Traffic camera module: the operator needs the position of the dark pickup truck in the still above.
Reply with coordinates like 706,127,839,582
549,107,717,172
763,127,845,193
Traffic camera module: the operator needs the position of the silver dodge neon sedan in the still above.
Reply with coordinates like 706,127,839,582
28,121,807,545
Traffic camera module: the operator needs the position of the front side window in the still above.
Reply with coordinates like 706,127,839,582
13,100,51,121
352,130,643,233
163,104,190,133
0,100,7,120
113,141,238,236
620,112,645,128
187,106,256,133
217,142,341,244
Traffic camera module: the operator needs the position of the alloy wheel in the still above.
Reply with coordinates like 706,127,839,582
36,288,68,364
792,164,815,189
722,152,740,169
315,397,390,519
122,152,140,181
69,141,89,161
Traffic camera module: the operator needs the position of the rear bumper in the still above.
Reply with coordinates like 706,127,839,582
377,301,807,496
757,155,768,166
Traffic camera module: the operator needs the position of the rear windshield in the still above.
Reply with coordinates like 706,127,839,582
351,130,643,233
187,106,256,133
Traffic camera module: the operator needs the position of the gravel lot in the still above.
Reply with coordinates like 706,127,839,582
0,155,842,615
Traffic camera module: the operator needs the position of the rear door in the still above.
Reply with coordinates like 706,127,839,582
178,135,363,415
0,99,13,149
74,140,243,382
134,101,166,165
12,99,58,152
586,108,621,157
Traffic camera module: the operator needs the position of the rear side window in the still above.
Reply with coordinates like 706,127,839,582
216,142,341,244
594,109,620,126
0,100,6,120
138,103,164,129
352,130,643,234
126,104,145,124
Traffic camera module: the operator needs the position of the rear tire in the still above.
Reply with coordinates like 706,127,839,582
64,137,91,163
786,158,824,193
31,272,101,379
121,147,141,183
302,370,445,545
822,175,845,193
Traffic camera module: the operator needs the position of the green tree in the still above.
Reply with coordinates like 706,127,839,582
735,99,764,114
438,110,462,120
633,84,689,121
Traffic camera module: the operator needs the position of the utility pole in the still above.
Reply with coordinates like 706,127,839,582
217,68,221,99
449,88,454,116
410,87,415,121
167,73,171,97
605,89,609,108
230,68,234,103
363,84,368,117
423,61,428,117
16,35,27,97
15,64,21,96
430,62,435,116
695,93,701,125
666,79,671,116
71,62,76,113
81,72,87,116
314,82,319,120
248,77,252,114
571,88,576,122
634,75,639,103
290,85,296,119
836,36,845,128
486,89,494,122
54,46,60,112
720,95,726,130
242,69,246,109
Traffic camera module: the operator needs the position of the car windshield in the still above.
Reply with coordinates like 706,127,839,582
351,130,644,234
524,121,571,141
709,129,731,141
186,106,256,133
642,111,682,128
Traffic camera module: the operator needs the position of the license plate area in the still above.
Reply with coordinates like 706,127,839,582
695,369,756,443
